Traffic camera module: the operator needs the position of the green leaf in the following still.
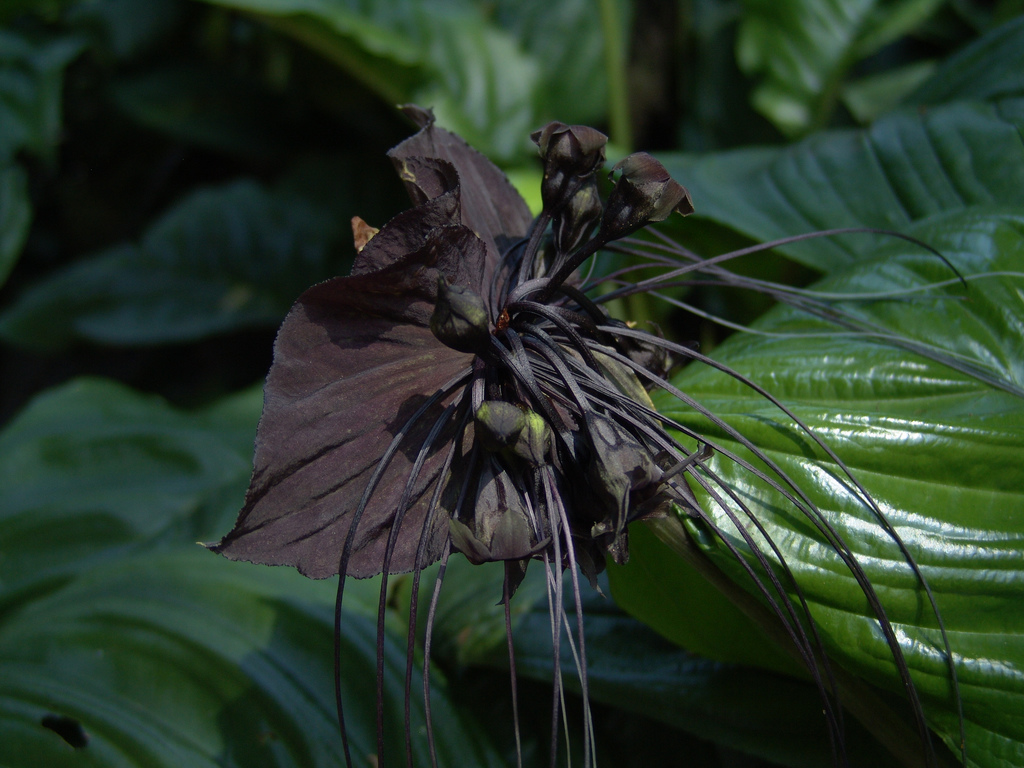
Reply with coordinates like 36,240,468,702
0,1,72,24
0,178,353,348
0,28,84,282
0,379,505,766
412,12,539,164
65,0,182,60
507,571,902,767
661,97,1024,270
904,14,1024,107
0,163,30,287
0,29,86,162
489,0,608,129
841,59,936,123
608,523,802,675
736,0,944,135
195,0,607,164
645,209,1024,766
0,549,504,767
194,0,529,161
109,62,296,159
0,378,260,599
403,557,548,669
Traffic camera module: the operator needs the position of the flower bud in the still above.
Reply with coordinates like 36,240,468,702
580,411,661,564
598,152,694,241
475,400,526,453
449,458,535,565
531,122,607,215
475,400,552,466
430,276,490,353
552,177,603,255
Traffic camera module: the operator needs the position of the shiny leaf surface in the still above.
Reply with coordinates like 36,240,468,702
904,15,1024,107
661,97,1024,271
639,209,1024,766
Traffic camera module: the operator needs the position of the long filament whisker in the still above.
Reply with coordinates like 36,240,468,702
592,333,942,762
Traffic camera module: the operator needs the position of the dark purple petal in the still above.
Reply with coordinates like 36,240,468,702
350,159,461,276
530,121,607,215
448,457,540,565
212,108,529,580
213,269,471,579
390,106,533,282
599,152,694,241
212,211,486,578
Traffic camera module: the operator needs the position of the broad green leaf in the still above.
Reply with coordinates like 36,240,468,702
194,0,533,161
661,97,1024,271
608,523,802,676
905,14,1024,107
636,208,1024,766
736,0,944,135
0,29,83,282
0,163,30,287
489,0,607,129
0,379,505,766
413,12,539,164
0,375,391,617
0,29,85,162
0,378,260,598
840,60,936,123
0,178,353,348
0,549,504,768
195,0,606,164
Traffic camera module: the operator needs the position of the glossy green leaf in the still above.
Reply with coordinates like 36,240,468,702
0,179,353,348
736,0,944,135
637,208,1024,766
661,97,1024,271
0,163,30,287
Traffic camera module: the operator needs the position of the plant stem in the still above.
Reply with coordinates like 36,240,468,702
597,0,632,151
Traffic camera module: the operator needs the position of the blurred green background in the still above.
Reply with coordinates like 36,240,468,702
1,1,1023,766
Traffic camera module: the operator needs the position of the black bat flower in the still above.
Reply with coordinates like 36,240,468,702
211,106,960,768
